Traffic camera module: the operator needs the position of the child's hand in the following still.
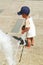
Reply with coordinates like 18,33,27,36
21,30,25,34
22,25,25,30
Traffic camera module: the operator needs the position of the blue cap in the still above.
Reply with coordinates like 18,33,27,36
17,6,30,15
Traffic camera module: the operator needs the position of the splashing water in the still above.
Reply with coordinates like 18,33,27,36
0,30,20,65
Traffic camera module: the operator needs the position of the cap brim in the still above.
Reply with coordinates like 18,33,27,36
17,11,22,15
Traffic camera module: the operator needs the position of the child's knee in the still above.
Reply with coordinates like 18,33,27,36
27,38,31,43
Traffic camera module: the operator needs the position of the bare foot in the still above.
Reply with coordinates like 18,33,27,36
31,44,34,46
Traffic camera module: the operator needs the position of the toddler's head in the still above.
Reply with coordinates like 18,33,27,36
17,6,30,18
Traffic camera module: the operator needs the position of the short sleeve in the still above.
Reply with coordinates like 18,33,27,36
25,20,30,28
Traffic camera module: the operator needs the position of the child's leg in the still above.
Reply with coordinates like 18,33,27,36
27,38,31,47
31,37,34,46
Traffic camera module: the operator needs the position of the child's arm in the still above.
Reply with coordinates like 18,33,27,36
21,20,30,34
22,27,30,34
